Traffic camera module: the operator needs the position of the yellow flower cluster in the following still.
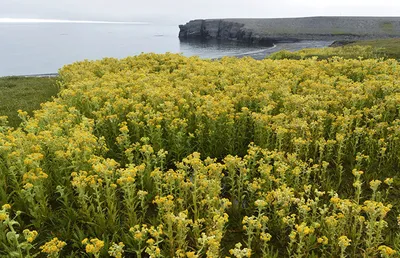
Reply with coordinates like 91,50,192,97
40,238,67,256
129,224,149,241
362,200,392,218
295,222,315,236
317,236,329,245
1,204,11,210
108,242,125,258
378,245,397,257
22,167,48,184
2,53,400,256
338,235,351,248
71,171,101,188
0,204,9,221
23,229,38,243
82,238,105,255
116,164,144,185
229,242,252,258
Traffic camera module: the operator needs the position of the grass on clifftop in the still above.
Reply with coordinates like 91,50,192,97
268,38,400,60
0,76,59,127
349,38,400,59
268,45,386,60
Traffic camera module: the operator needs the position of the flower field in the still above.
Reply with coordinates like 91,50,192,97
1,53,400,257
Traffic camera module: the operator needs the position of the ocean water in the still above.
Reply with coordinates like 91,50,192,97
0,19,332,76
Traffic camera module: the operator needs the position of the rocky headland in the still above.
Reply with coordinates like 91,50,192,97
179,17,400,46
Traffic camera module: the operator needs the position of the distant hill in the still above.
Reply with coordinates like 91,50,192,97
179,17,400,46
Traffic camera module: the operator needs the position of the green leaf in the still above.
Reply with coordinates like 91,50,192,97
6,231,18,243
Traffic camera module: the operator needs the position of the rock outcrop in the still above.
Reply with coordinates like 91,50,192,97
179,17,400,45
329,40,356,47
179,19,278,46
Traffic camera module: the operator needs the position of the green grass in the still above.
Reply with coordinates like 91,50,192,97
268,38,400,61
268,45,384,60
350,38,400,59
0,76,59,127
379,22,394,33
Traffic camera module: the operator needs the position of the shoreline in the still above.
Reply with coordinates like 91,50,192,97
179,17,400,45
1,73,59,78
22,73,59,78
0,40,334,77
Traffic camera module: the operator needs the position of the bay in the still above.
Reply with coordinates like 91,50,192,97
0,21,332,76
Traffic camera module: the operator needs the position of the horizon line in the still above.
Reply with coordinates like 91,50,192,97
0,18,150,24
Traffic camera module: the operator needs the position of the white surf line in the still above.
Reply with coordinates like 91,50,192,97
0,18,149,25
239,44,277,56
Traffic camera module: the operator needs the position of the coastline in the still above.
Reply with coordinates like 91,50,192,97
179,17,400,45
232,40,333,59
2,41,334,77
22,73,59,78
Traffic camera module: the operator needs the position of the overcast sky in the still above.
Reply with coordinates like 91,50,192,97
1,0,400,24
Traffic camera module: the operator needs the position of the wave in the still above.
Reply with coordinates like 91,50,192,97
239,44,276,56
0,18,149,25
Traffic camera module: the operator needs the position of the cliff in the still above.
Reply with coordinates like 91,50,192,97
179,17,400,45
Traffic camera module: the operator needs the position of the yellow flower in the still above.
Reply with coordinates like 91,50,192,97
146,238,155,245
370,180,382,192
325,215,338,227
186,251,198,258
352,169,364,177
83,238,104,254
108,242,125,258
384,178,394,186
338,235,351,248
2,204,11,210
289,231,297,241
260,232,272,242
330,196,341,204
295,223,314,236
23,183,34,190
254,199,268,208
23,229,38,243
0,211,8,221
134,232,143,240
317,236,328,245
378,245,396,256
40,238,67,255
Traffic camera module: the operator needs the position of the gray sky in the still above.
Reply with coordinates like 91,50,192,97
1,0,400,24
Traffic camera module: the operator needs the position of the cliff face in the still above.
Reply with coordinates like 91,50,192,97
179,17,400,45
179,19,280,46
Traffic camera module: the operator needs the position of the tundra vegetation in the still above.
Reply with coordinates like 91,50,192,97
269,39,400,61
1,52,400,257
0,76,58,128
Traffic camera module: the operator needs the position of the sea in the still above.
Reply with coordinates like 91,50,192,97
0,19,333,77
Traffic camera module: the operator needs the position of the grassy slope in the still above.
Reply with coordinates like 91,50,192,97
223,17,400,38
0,76,59,127
350,38,400,59
268,38,400,60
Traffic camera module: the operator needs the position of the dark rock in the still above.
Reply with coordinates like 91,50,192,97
329,40,356,47
203,20,221,38
179,19,204,39
179,19,301,46
218,20,244,40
